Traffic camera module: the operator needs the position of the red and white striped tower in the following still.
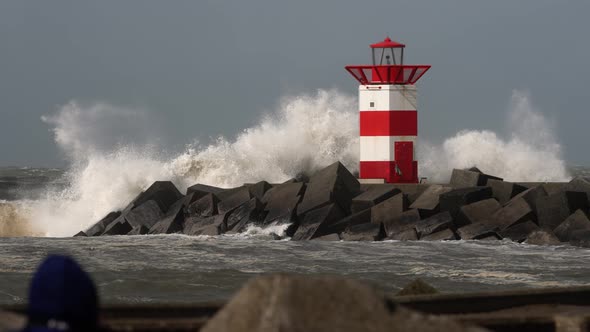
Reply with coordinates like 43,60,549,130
345,37,431,183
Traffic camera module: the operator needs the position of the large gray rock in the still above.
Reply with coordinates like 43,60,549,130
124,200,163,229
457,222,500,240
371,193,408,225
409,185,452,217
201,274,486,332
148,197,187,234
553,209,590,242
319,209,371,237
262,182,305,224
487,197,534,230
536,191,589,230
248,181,273,200
499,220,539,242
487,179,527,205
383,209,421,237
187,193,219,218
526,229,561,245
102,219,133,235
456,198,501,227
291,203,345,241
414,211,454,238
449,168,501,188
133,181,183,213
297,162,360,216
350,185,400,214
421,229,457,241
439,187,493,219
85,211,121,236
512,186,547,214
226,197,266,232
185,214,227,236
341,223,384,241
387,228,418,241
218,186,252,214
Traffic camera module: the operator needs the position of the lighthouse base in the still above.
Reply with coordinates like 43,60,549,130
359,161,418,184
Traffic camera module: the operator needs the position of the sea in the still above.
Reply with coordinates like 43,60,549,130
1,90,589,305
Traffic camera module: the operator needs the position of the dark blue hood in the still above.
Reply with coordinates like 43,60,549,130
26,255,98,331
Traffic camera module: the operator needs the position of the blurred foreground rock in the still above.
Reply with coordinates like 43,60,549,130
201,274,486,332
78,163,590,247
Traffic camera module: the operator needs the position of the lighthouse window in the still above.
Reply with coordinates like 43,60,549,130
369,102,375,108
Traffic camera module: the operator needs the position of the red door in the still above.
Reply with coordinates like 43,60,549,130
394,141,414,182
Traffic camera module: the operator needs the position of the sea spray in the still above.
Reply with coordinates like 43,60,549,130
2,89,571,237
418,91,570,182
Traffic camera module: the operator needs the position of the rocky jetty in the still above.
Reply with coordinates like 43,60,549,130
77,162,590,247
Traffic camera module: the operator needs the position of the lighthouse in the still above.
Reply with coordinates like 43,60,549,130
345,37,430,183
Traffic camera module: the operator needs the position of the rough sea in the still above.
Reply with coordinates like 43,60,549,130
1,90,588,305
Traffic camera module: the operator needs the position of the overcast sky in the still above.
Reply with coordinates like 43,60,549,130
1,0,589,167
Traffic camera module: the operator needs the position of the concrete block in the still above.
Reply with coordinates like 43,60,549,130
128,225,149,235
421,229,457,241
185,214,227,236
414,211,454,238
218,187,252,214
319,209,371,237
262,182,305,224
511,186,547,214
370,193,408,225
73,231,87,237
291,204,345,241
133,181,183,213
186,183,225,199
350,185,400,214
536,191,589,230
457,222,500,240
148,200,186,235
553,209,590,242
456,198,501,227
226,197,266,232
387,228,418,241
487,179,527,205
102,219,132,235
312,233,341,241
499,220,539,242
439,186,493,219
187,193,219,218
247,181,273,200
526,230,561,245
85,211,121,236
569,229,590,247
449,169,481,188
563,177,590,195
124,200,164,229
410,185,453,216
341,223,384,241
383,209,421,237
297,162,360,215
488,197,534,230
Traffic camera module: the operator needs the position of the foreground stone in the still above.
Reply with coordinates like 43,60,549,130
201,274,487,332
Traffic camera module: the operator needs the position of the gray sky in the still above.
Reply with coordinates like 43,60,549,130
1,0,589,167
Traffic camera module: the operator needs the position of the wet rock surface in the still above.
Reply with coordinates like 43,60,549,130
78,164,590,247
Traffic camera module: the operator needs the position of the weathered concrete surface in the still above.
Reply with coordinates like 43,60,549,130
187,193,219,218
421,229,457,241
487,179,527,205
262,182,304,224
319,209,371,237
536,191,589,230
526,230,561,245
85,211,121,236
499,221,539,242
341,223,384,241
440,187,493,219
351,185,399,214
291,203,344,241
125,200,163,229
410,184,452,217
387,228,418,241
226,198,266,232
383,209,421,237
371,193,408,225
553,209,590,242
456,198,501,227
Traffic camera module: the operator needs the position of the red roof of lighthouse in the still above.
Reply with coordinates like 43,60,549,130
370,37,405,49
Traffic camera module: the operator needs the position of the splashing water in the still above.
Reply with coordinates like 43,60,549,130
1,89,571,237
418,91,570,182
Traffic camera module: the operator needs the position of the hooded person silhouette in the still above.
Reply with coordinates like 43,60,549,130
23,255,99,332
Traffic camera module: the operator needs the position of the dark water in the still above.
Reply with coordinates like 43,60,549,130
1,235,590,305
1,166,590,306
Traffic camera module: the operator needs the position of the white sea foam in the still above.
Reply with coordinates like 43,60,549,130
0,89,571,237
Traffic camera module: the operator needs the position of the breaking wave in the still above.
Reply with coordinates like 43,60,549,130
0,89,570,237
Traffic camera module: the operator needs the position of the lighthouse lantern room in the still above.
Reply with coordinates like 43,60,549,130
345,37,431,183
